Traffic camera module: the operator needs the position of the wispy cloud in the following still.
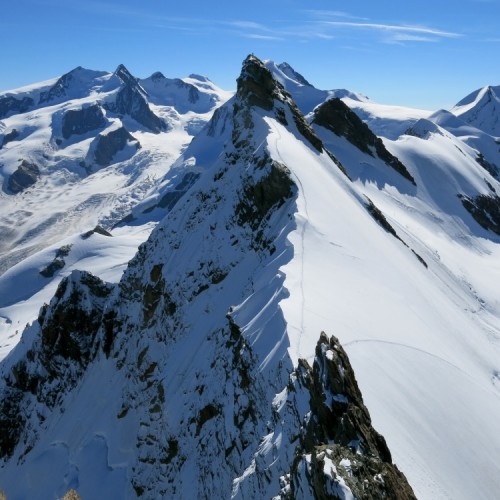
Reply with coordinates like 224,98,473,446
242,33,284,41
229,21,270,31
389,34,440,43
324,21,461,38
303,10,368,21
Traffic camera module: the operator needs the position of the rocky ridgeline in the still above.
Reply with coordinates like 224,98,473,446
313,98,415,185
0,55,415,498
282,333,416,499
105,64,165,133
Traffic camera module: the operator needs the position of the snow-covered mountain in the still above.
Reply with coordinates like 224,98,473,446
1,55,500,499
0,64,231,356
452,84,500,137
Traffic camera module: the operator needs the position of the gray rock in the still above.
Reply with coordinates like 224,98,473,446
0,271,114,458
38,67,82,104
7,160,40,194
0,129,20,148
94,126,140,166
106,65,165,133
284,333,417,499
313,98,416,185
61,104,106,139
0,96,34,119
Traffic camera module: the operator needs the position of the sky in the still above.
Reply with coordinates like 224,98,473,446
1,0,499,109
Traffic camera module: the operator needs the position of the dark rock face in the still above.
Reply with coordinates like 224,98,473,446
0,129,20,148
38,67,83,104
106,65,165,133
81,225,112,238
7,160,40,194
236,55,323,153
283,333,417,499
40,244,73,277
61,104,106,139
237,55,280,111
460,193,500,235
0,271,114,458
94,127,140,166
115,64,138,88
0,96,34,119
476,153,499,179
313,98,416,185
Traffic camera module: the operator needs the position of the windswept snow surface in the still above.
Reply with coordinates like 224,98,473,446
255,88,500,496
277,113,500,497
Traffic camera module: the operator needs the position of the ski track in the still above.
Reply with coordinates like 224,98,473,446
344,338,474,380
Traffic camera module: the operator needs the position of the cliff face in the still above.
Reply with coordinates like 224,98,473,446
284,334,416,499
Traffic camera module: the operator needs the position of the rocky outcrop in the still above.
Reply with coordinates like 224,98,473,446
476,153,499,179
7,160,40,194
106,65,165,133
0,129,20,148
0,95,34,119
38,67,84,104
93,126,140,166
236,55,323,152
313,98,416,185
39,244,72,278
0,271,114,458
283,333,416,499
460,193,500,235
61,104,106,139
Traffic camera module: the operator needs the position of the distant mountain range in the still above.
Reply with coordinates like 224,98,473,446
0,56,500,499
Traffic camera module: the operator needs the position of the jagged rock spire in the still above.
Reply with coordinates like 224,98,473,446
114,63,139,88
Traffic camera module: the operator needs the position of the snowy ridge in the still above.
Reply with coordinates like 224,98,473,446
452,84,500,136
1,55,500,499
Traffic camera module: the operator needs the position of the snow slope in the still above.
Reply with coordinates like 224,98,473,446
1,56,500,500
265,60,431,140
452,84,500,137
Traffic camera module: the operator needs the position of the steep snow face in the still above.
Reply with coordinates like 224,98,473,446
429,109,500,178
452,85,500,136
0,64,230,358
309,91,500,499
264,60,367,115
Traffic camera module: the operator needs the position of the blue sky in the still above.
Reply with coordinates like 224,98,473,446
1,0,499,109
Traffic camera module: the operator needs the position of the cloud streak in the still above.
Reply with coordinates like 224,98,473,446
324,21,461,38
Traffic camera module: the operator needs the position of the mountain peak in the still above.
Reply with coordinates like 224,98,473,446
236,54,284,111
452,83,500,136
277,61,313,87
149,71,166,82
114,63,137,86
